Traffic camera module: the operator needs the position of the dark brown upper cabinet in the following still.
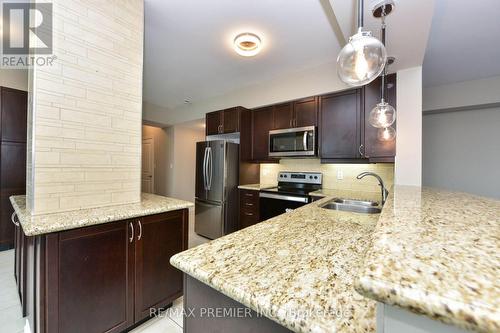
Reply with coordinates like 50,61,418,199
272,102,294,130
251,106,275,162
293,96,318,128
205,107,242,135
239,108,253,162
319,89,364,161
206,111,222,136
1,87,28,143
363,73,397,162
272,97,318,130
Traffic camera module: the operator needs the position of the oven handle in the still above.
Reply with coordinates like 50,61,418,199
259,192,309,203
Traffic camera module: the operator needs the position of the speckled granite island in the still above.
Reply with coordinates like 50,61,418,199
10,193,193,333
10,192,193,236
356,186,500,333
172,189,381,333
172,186,499,333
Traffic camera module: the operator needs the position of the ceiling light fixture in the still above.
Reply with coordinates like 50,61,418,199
337,0,387,87
233,33,262,57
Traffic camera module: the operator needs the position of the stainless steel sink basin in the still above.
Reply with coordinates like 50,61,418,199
320,198,382,214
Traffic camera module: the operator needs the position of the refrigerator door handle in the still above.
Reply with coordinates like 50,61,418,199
203,147,209,190
207,147,213,190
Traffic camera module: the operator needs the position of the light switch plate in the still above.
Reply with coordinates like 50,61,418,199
337,169,344,180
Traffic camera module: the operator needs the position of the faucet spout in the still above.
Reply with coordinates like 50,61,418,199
356,172,389,205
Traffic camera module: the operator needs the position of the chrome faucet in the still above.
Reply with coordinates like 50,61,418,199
356,172,389,206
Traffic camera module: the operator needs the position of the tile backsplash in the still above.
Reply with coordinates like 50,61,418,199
27,0,144,215
260,159,394,193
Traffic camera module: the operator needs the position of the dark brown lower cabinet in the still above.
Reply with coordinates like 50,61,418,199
134,211,186,321
28,209,188,333
239,189,260,229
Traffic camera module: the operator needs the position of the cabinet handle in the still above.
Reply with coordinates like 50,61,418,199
11,212,20,227
244,203,254,206
359,144,365,157
244,212,254,216
244,193,254,197
289,119,293,127
129,222,134,243
137,220,142,241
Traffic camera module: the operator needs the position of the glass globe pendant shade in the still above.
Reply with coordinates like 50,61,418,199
377,126,396,142
337,30,387,87
369,100,396,128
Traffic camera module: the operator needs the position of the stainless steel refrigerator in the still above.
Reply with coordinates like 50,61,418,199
195,140,239,239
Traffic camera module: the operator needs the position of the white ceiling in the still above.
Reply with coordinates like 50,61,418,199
423,0,500,87
144,0,341,111
143,0,434,124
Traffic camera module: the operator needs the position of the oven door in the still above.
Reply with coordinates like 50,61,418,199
269,126,316,157
259,192,309,221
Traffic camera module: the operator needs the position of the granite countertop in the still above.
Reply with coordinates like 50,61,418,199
238,183,276,191
10,193,193,236
171,189,381,333
356,186,500,333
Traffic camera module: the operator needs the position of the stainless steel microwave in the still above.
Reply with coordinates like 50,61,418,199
268,126,317,157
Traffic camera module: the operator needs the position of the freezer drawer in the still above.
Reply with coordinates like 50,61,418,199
195,199,224,240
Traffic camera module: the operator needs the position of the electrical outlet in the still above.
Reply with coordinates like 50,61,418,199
337,169,344,180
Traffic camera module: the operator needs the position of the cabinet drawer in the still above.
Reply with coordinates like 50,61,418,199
239,190,259,204
240,212,259,229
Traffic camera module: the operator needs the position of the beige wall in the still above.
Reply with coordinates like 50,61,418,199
165,120,205,201
260,159,394,194
395,66,422,186
142,125,168,196
27,0,144,214
423,75,500,112
0,69,28,90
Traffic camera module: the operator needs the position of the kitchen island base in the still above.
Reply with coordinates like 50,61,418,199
184,275,292,333
25,209,188,333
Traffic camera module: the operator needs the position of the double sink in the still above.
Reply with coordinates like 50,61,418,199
321,198,382,214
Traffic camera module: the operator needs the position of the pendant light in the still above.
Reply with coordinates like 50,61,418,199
369,1,397,141
337,0,387,87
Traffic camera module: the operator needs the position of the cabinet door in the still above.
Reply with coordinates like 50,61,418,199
252,107,274,161
294,97,318,128
364,73,396,161
272,103,294,129
223,107,240,133
46,220,134,333
134,210,188,322
0,142,26,250
0,87,27,143
320,90,362,159
239,108,253,161
206,111,222,135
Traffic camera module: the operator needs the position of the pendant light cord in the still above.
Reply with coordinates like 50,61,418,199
380,9,387,102
357,0,364,29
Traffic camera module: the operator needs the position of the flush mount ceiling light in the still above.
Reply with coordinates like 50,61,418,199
233,33,262,57
337,0,387,87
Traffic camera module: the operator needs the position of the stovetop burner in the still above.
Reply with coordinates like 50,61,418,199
261,172,323,197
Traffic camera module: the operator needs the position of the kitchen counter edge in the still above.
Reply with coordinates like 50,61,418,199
10,193,194,236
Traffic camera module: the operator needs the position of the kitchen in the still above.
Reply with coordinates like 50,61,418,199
0,1,499,333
